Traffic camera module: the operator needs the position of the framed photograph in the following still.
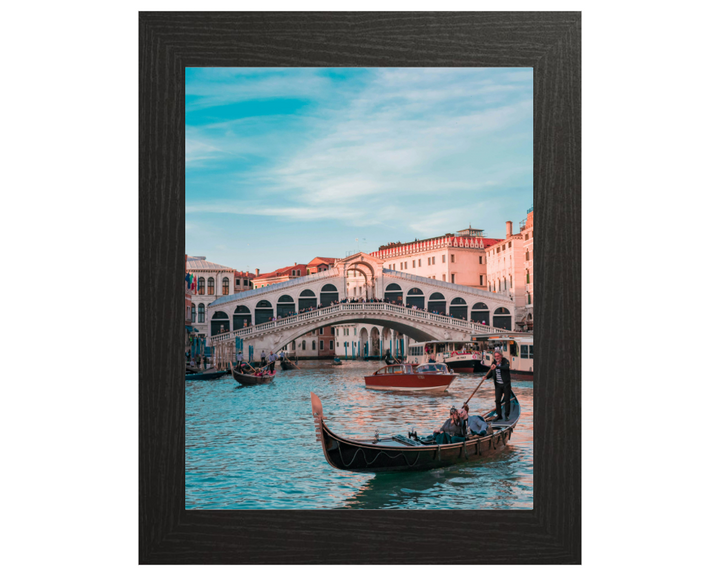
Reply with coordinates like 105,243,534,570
140,11,580,564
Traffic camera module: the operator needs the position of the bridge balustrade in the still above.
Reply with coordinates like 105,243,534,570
209,302,507,345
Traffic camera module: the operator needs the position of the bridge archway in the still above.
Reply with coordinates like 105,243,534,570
493,307,512,330
255,300,273,325
210,311,229,336
471,302,489,325
277,295,295,318
233,305,251,330
370,327,380,356
298,289,316,312
449,297,468,320
346,259,377,298
384,283,403,304
359,327,369,358
428,292,446,314
406,287,424,309
320,284,339,307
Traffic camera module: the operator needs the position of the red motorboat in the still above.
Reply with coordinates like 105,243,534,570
364,362,456,392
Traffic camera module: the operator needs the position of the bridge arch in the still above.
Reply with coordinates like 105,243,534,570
298,289,316,312
471,302,490,325
449,297,468,320
384,283,403,304
233,305,251,330
277,295,295,318
428,292,446,314
320,283,339,307
493,307,512,330
210,311,229,335
255,300,273,325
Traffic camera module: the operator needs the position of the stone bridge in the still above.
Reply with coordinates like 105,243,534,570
207,253,515,351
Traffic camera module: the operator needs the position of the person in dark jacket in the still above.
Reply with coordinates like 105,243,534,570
432,407,467,443
489,350,512,421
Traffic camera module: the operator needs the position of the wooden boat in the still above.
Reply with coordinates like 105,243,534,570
185,370,228,381
471,333,534,381
232,365,276,385
364,362,455,392
280,358,299,370
311,391,520,473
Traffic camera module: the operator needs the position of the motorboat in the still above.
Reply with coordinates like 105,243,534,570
364,362,456,392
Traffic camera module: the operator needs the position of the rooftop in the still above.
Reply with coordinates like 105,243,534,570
187,257,236,271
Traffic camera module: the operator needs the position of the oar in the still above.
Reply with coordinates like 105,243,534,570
461,366,495,411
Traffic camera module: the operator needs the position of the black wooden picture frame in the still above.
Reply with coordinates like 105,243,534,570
139,11,580,564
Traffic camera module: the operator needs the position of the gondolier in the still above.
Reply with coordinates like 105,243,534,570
236,350,243,365
267,351,278,371
489,350,512,421
261,350,267,365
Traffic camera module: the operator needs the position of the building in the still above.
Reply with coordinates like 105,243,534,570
186,256,255,339
485,208,534,331
369,227,500,289
252,263,307,288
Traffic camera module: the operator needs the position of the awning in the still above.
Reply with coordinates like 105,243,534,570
185,325,199,332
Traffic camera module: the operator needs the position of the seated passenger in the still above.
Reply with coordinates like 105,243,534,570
432,407,467,444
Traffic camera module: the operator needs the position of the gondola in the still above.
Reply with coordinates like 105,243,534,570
232,365,276,385
185,370,228,381
280,358,299,370
310,391,520,473
332,358,343,366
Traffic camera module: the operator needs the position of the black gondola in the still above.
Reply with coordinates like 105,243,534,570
311,391,520,473
185,370,229,381
280,358,299,370
232,365,276,385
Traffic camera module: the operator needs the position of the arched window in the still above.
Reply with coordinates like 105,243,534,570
222,277,229,295
299,289,317,311
428,292,446,314
528,293,532,304
302,340,306,351
449,297,468,319
493,307,512,330
320,283,339,307
233,305,251,330
471,302,489,324
197,277,205,295
191,304,196,323
312,341,316,351
525,250,529,261
384,283,403,304
406,287,424,309
207,277,215,296
255,300,273,325
277,294,295,317
526,270,530,283
210,311,230,336
198,303,205,323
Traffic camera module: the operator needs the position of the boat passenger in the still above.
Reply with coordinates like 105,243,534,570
489,350,513,421
432,407,467,444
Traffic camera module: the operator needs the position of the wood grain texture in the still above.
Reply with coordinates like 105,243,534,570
139,11,581,564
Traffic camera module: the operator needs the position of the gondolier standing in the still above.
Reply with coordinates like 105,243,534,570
267,351,278,372
489,350,512,421
261,350,266,365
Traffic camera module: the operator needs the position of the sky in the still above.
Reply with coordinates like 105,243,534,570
186,68,533,274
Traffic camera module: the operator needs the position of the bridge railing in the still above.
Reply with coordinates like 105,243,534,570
209,302,508,345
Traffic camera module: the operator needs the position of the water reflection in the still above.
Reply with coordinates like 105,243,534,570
186,360,533,509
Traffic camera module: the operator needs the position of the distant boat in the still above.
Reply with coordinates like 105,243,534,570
280,358,300,370
472,333,534,381
364,362,455,392
232,365,276,385
332,358,343,366
185,370,228,381
310,391,520,473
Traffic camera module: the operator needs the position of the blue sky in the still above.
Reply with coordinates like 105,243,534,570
186,68,533,274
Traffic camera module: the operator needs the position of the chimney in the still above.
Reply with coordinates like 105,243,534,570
255,268,259,276
294,262,297,266
506,221,513,238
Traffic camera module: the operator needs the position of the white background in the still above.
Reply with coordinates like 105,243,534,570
2,1,717,574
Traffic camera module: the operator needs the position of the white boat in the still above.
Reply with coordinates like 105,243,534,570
406,340,486,373
471,333,534,381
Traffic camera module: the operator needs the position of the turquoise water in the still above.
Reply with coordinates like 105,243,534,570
185,360,533,509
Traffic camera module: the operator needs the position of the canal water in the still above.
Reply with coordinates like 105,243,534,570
186,360,533,510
